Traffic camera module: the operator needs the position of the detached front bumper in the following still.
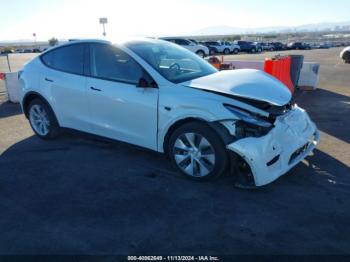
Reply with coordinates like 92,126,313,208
227,106,320,187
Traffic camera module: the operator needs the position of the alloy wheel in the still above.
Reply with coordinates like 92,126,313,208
29,104,50,136
173,132,215,177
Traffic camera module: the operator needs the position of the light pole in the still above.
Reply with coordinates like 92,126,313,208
99,18,108,37
33,33,37,46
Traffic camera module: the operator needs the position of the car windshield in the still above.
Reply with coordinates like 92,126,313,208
125,40,217,84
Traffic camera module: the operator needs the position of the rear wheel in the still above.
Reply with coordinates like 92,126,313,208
168,122,228,181
251,48,256,53
233,48,239,54
343,51,350,63
223,48,230,55
28,98,60,139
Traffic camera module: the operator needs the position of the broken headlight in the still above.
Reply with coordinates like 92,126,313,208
224,105,274,138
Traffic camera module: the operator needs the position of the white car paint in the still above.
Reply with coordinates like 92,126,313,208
19,38,319,187
182,69,292,106
228,106,319,186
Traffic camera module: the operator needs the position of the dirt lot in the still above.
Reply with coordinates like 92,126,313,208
0,48,349,255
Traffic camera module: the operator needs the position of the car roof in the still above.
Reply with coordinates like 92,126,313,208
40,39,111,55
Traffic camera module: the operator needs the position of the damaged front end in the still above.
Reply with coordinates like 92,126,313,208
220,103,320,188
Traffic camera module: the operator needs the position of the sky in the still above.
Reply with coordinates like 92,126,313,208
0,0,349,41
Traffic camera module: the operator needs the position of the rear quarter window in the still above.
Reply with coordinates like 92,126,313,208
40,44,84,75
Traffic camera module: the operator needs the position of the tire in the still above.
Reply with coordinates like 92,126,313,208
251,48,256,53
209,49,216,55
257,48,262,53
223,48,230,55
168,122,229,181
343,51,350,62
233,49,239,54
28,98,60,139
196,50,205,58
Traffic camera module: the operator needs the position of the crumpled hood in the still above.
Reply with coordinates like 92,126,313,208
182,69,292,106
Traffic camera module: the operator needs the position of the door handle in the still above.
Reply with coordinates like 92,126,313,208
45,77,54,82
90,86,101,92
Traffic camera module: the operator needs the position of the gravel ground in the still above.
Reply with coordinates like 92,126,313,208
0,48,349,256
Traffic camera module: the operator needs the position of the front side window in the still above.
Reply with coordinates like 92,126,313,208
126,40,217,84
90,44,144,84
41,44,84,75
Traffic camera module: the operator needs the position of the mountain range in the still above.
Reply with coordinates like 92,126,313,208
190,21,350,36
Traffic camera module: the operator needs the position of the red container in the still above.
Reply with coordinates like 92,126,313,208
264,56,294,93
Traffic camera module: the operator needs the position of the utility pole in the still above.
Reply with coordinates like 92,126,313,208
99,18,108,37
33,33,37,46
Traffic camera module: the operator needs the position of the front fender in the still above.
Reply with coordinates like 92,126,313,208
157,106,216,152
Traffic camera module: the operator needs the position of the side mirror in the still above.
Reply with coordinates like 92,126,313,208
137,77,149,88
137,77,157,88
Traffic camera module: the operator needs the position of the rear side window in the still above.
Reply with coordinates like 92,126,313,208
41,44,84,75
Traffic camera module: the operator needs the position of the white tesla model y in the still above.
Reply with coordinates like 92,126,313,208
19,39,319,188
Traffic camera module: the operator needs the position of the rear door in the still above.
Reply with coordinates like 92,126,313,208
85,43,159,150
40,44,91,132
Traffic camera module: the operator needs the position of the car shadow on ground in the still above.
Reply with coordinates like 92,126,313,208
0,101,23,118
295,88,350,144
0,131,349,254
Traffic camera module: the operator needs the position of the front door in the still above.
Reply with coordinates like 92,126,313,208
86,43,159,150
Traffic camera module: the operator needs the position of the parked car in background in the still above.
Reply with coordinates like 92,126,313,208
19,38,319,188
32,48,42,53
255,42,274,51
189,39,199,45
203,41,240,55
234,41,262,53
160,37,209,58
287,42,311,50
318,42,332,49
15,49,25,53
23,49,33,53
220,41,241,54
1,49,14,54
340,46,350,63
268,42,286,51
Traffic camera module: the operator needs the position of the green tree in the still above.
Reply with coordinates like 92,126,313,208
48,37,59,46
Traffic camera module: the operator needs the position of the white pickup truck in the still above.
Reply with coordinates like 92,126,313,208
204,41,240,55
160,37,209,58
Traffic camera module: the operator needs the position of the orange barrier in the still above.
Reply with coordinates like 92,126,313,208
207,56,221,69
264,56,294,93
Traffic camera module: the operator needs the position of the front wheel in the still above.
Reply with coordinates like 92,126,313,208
233,48,239,54
168,122,228,181
196,50,205,58
28,98,60,139
223,48,230,55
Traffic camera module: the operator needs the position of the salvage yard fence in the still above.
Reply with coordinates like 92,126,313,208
0,54,12,102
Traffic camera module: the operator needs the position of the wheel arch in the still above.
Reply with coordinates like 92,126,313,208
22,92,58,124
162,117,234,156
